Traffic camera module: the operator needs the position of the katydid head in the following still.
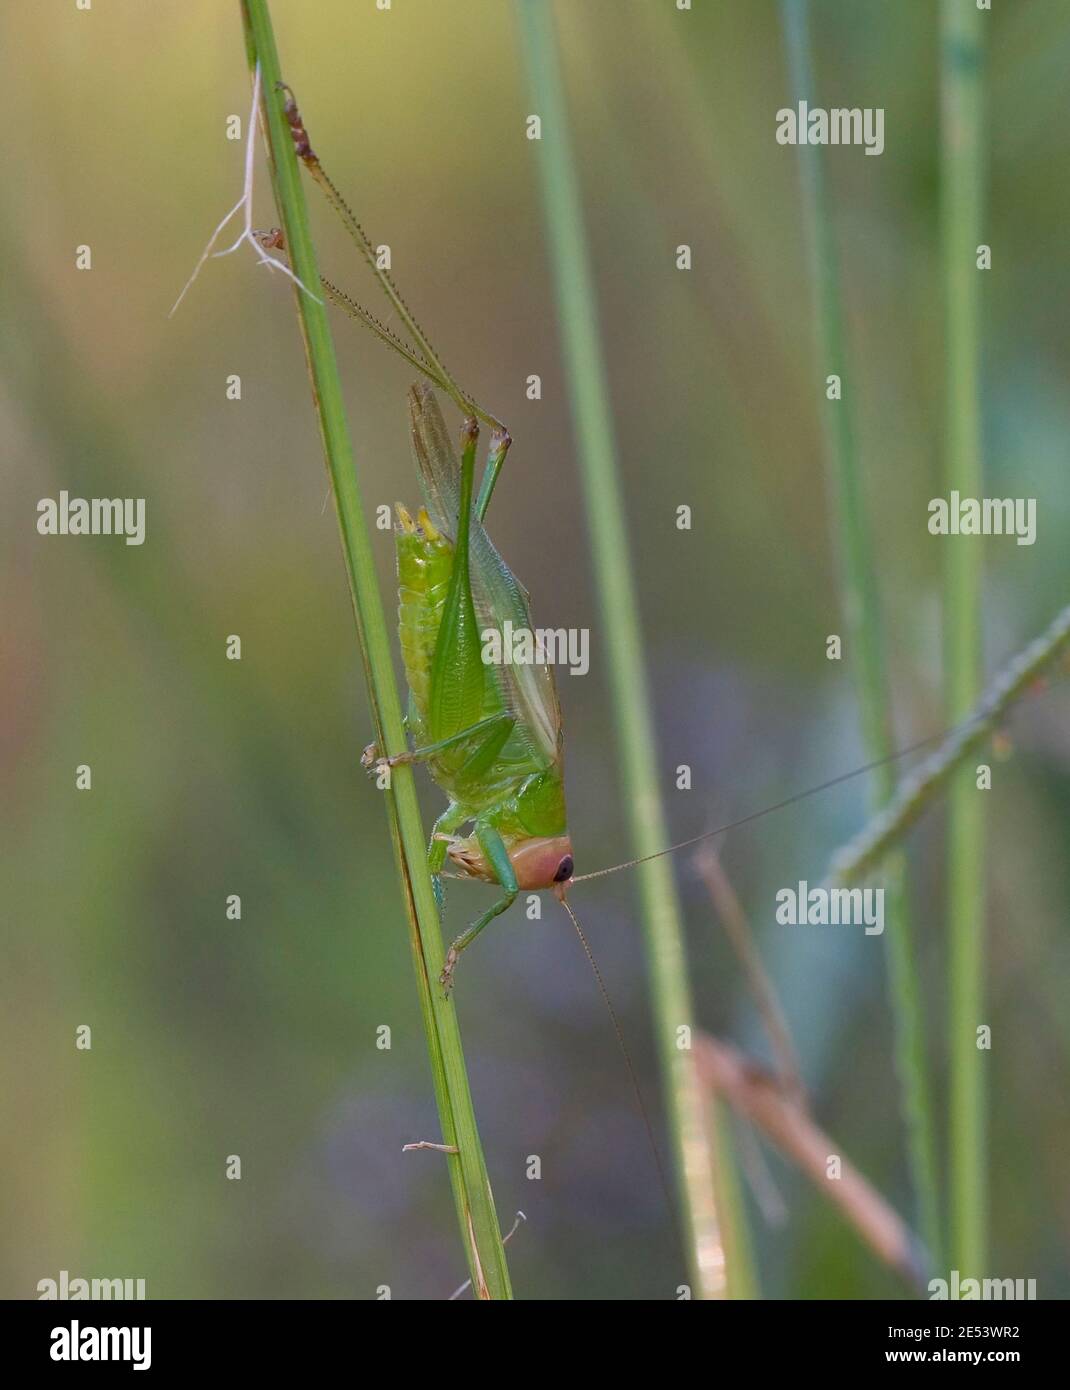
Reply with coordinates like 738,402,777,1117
511,835,574,890
447,834,574,891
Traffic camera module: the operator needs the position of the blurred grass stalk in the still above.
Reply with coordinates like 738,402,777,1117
240,0,512,1299
515,0,753,1299
830,603,1070,885
779,0,942,1269
940,0,987,1282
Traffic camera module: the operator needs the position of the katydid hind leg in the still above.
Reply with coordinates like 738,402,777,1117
276,82,504,432
475,426,513,524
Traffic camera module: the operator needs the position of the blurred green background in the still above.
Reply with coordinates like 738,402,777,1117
3,0,1068,1300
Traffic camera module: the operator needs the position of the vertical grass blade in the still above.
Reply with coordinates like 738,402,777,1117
940,0,987,1282
516,0,752,1299
780,0,942,1269
240,0,512,1299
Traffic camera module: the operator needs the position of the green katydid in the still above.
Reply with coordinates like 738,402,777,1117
275,87,573,993
270,84,1061,1008
378,383,574,991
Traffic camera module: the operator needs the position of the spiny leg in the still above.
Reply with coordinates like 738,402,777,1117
276,88,518,505
274,82,504,433
321,277,452,395
441,823,518,994
275,82,442,371
258,223,441,388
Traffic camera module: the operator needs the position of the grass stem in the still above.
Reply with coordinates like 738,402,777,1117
828,604,1070,886
940,0,987,1283
240,0,512,1298
516,0,752,1299
780,0,942,1269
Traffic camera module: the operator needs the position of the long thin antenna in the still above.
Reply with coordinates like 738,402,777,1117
573,668,1066,884
572,733,947,883
559,896,676,1219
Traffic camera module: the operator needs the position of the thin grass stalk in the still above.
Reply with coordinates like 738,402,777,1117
780,0,942,1269
710,1103,759,1298
940,0,987,1282
515,0,752,1299
829,603,1070,885
240,0,512,1299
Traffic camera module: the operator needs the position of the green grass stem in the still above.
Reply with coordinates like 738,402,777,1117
940,0,987,1283
240,0,512,1299
780,0,942,1270
515,0,753,1299
828,604,1070,885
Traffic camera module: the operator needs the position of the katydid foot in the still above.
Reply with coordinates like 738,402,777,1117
360,743,409,778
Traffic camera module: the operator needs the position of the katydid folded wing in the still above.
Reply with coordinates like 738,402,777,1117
408,384,563,774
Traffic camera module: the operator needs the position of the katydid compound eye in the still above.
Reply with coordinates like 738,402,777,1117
554,855,574,883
